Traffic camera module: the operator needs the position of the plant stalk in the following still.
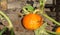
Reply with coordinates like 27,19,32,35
10,28,14,35
39,0,47,13
42,13,60,25
0,11,13,30
0,11,14,35
46,30,60,35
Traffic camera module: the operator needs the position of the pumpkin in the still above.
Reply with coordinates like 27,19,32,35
22,14,43,30
56,27,60,33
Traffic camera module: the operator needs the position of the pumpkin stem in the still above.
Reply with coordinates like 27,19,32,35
23,8,30,14
33,9,40,14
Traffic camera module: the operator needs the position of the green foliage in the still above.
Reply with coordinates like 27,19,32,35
24,5,34,12
0,27,7,35
22,5,34,14
0,11,14,35
34,22,50,35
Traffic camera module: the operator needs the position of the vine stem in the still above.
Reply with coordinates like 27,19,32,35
42,13,60,25
0,11,14,35
46,30,60,35
0,11,13,30
39,0,47,13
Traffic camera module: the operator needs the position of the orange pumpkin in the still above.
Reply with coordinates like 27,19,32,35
22,14,43,30
56,27,60,33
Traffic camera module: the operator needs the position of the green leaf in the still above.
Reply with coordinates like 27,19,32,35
0,27,7,35
24,5,34,12
39,22,50,35
10,28,14,35
34,22,50,35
